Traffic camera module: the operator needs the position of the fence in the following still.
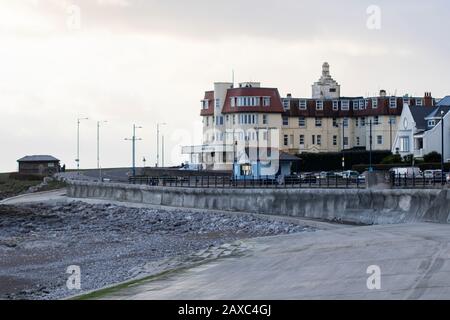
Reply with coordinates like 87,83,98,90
390,173,448,188
129,175,365,189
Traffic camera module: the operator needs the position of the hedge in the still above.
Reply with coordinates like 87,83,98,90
294,150,392,172
352,162,450,173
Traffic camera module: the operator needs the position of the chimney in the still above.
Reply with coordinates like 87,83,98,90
380,90,386,97
287,93,292,98
424,92,433,106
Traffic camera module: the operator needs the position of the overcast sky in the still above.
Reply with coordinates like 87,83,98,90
1,0,449,172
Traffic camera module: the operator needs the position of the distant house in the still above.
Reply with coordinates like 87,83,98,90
392,97,450,160
17,155,61,176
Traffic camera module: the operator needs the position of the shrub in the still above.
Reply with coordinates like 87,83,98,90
423,151,442,163
380,154,403,164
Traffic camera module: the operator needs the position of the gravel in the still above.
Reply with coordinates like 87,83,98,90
0,202,314,300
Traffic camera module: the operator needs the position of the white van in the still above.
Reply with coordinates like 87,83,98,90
390,167,422,178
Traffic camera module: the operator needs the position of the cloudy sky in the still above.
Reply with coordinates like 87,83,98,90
0,0,449,172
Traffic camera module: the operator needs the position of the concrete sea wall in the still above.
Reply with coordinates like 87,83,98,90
67,181,450,225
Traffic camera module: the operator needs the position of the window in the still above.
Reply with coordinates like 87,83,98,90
341,100,350,110
333,135,337,146
353,100,359,110
317,135,322,146
377,135,383,145
215,99,221,108
332,100,339,111
361,117,366,126
282,116,289,126
201,100,209,109
299,135,305,145
374,116,379,125
206,117,209,126
356,137,360,146
372,98,378,109
343,117,349,127
416,98,423,106
403,97,410,106
312,135,316,145
365,99,369,108
343,137,349,147
230,98,235,108
284,135,289,146
233,115,236,125
428,120,436,127
400,136,410,152
330,88,337,93
299,100,307,110
389,116,396,125
283,99,290,110
315,117,322,127
263,97,270,106
316,100,324,110
298,116,306,127
359,100,364,110
355,117,359,127
332,118,338,127
390,97,397,108
263,131,268,141
262,114,268,125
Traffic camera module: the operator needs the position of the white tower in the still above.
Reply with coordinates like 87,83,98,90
312,62,340,99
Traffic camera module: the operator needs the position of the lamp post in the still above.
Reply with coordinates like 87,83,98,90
341,119,346,171
369,119,373,172
125,124,143,177
156,122,167,167
76,117,89,175
389,117,394,152
97,120,108,181
441,110,445,185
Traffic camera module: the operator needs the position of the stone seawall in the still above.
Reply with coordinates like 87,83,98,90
67,181,450,225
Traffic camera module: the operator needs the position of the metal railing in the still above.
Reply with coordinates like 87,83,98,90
129,175,365,189
390,173,448,188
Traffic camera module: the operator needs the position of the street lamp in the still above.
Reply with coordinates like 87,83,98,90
156,122,167,167
369,119,373,172
97,120,108,181
341,118,346,171
441,110,445,185
125,124,143,177
76,117,89,175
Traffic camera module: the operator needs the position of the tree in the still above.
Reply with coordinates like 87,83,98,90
423,151,442,163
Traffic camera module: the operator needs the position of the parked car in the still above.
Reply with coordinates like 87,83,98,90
341,170,365,183
424,170,443,180
319,171,337,180
300,172,317,183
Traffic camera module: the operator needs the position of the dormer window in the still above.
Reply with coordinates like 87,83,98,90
332,100,339,111
215,99,221,109
201,100,209,109
263,97,270,107
353,101,359,110
299,100,307,110
230,97,236,108
372,98,378,109
359,100,364,110
428,120,436,127
283,99,290,110
403,97,410,106
341,100,349,110
389,97,397,108
416,98,423,106
316,100,323,110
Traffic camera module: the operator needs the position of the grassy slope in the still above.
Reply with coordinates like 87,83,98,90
0,173,67,200
0,173,41,200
